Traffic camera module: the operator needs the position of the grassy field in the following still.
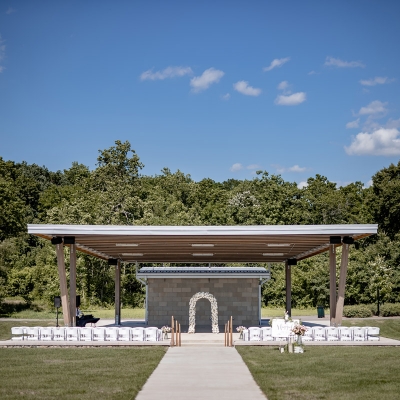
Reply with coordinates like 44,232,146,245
0,347,166,400
237,346,400,400
261,307,326,318
342,318,400,341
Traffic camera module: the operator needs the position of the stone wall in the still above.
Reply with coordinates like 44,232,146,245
147,278,259,329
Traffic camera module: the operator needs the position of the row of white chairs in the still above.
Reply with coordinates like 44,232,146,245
242,326,380,342
11,326,163,342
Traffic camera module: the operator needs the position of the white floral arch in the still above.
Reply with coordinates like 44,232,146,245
188,292,219,334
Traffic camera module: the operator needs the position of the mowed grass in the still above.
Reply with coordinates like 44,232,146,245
237,346,400,400
0,347,166,400
261,307,327,318
342,318,400,341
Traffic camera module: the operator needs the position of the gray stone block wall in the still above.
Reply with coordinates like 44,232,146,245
147,278,259,328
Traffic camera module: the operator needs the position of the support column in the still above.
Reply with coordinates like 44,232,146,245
115,259,121,326
329,244,337,326
335,243,350,326
69,242,77,327
285,260,292,317
145,280,148,326
54,238,71,327
258,279,261,326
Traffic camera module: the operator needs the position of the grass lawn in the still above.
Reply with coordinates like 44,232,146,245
237,346,400,400
262,307,327,318
0,347,166,400
342,318,400,341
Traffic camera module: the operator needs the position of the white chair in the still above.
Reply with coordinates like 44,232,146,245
40,327,53,341
11,327,25,341
338,327,352,341
326,327,339,341
80,327,93,341
117,327,131,341
313,327,326,341
26,327,40,341
53,327,66,341
157,329,163,341
105,327,118,341
248,327,261,341
242,329,249,341
144,327,159,342
365,326,380,341
352,327,366,341
302,328,314,342
261,327,274,341
66,327,80,341
92,327,106,341
131,327,145,341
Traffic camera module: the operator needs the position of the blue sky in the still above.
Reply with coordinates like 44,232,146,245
1,1,399,188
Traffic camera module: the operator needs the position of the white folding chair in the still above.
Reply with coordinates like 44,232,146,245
105,327,118,341
248,327,261,341
261,327,274,341
131,327,145,341
11,327,25,341
53,327,66,341
242,329,249,341
40,327,53,341
80,327,93,341
117,327,131,341
144,327,159,341
338,327,352,341
365,326,380,341
326,326,339,341
26,327,40,341
352,327,366,341
313,327,326,341
302,328,314,342
92,327,106,341
157,329,163,341
66,327,80,341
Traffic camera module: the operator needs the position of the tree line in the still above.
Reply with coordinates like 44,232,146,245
1,140,399,309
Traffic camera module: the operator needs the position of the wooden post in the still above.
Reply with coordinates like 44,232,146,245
335,244,349,325
175,319,179,346
329,244,337,326
171,316,175,346
285,261,292,317
230,316,233,347
178,323,181,346
56,242,71,327
69,243,77,327
224,323,227,346
115,259,121,325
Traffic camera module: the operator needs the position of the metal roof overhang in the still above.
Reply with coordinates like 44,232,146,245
27,224,378,264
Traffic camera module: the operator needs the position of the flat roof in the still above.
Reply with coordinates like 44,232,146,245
27,224,378,263
137,267,270,279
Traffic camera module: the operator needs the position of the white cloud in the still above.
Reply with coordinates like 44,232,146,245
277,81,289,91
275,164,307,173
275,92,306,106
190,68,224,93
140,66,193,81
365,179,373,188
263,57,290,72
247,164,261,170
346,119,360,129
221,93,230,100
233,81,262,96
230,163,243,172
308,70,317,75
359,100,388,116
360,77,394,86
6,7,16,15
297,181,308,189
324,56,365,68
345,128,400,156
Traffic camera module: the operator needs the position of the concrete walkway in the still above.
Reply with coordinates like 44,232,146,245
136,346,267,400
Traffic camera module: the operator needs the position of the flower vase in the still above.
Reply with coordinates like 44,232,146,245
296,334,302,346
239,331,243,340
164,333,169,340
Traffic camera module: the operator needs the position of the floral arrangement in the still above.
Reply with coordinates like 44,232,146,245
161,325,171,333
236,326,246,333
291,324,308,336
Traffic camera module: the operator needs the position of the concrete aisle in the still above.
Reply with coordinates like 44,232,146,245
136,346,267,400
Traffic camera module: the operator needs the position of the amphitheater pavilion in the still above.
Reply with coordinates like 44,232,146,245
27,224,377,330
